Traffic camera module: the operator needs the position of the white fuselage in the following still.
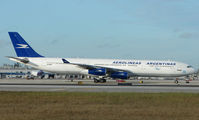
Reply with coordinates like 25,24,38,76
13,57,195,77
7,32,196,79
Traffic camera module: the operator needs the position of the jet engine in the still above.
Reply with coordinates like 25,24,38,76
111,72,129,79
88,68,106,75
28,70,45,79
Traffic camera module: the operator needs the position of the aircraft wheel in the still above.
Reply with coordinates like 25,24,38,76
175,80,178,84
103,79,107,83
94,78,99,83
100,79,106,83
186,80,190,83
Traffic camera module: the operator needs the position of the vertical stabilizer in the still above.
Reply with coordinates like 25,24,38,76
8,32,43,57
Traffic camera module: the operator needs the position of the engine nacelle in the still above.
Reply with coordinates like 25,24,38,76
111,72,129,79
30,70,45,77
88,68,106,76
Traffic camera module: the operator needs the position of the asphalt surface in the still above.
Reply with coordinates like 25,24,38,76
1,84,199,93
0,79,199,93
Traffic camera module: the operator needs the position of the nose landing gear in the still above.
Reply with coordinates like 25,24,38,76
175,77,193,84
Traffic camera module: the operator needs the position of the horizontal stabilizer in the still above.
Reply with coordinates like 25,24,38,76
6,56,38,66
6,56,29,63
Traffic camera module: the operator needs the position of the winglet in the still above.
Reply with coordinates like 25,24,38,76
62,58,70,63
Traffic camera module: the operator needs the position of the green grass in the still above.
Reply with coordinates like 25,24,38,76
0,92,199,120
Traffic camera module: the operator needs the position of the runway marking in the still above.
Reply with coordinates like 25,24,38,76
0,83,199,87
1,83,199,93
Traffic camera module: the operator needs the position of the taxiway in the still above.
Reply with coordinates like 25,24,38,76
0,79,199,93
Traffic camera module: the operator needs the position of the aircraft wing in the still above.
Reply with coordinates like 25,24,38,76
62,58,132,74
66,62,132,75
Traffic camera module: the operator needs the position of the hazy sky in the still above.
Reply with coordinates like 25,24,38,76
0,0,199,67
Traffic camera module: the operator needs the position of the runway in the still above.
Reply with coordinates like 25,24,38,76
1,79,199,93
1,84,199,93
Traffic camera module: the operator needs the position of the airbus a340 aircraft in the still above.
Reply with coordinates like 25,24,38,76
7,32,195,83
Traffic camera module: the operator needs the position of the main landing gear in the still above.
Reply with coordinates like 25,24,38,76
94,78,107,83
175,78,179,84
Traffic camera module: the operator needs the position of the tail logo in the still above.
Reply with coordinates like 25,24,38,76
16,44,29,49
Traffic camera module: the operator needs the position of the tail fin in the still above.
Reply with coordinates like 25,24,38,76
8,32,44,57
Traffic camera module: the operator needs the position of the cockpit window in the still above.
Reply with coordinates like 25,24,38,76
187,65,193,68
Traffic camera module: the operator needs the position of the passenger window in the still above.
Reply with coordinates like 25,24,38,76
187,66,192,68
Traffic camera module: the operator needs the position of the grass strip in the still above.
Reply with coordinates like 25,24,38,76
0,92,199,120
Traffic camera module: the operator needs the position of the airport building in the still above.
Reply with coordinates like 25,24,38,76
0,63,32,79
0,63,93,79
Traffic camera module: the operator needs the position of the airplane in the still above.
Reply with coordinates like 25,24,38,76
7,32,196,83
